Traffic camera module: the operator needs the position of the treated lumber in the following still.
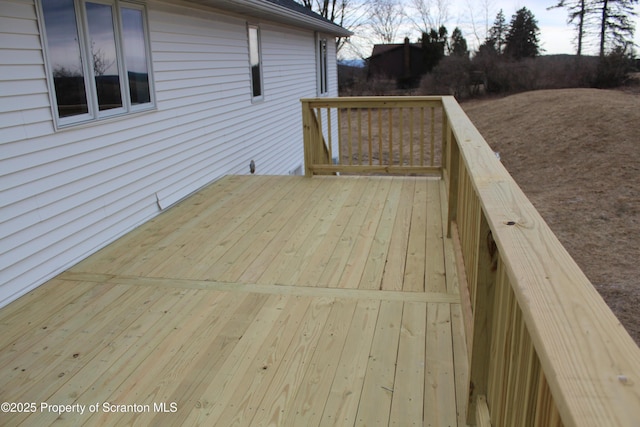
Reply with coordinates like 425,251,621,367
286,299,358,426
295,177,367,287
317,178,381,288
72,175,259,276
380,178,414,291
443,96,640,426
247,297,334,426
0,174,464,427
389,301,426,425
424,302,457,426
357,177,403,290
336,177,391,288
59,271,460,303
425,179,446,294
176,296,304,425
200,177,321,282
302,96,442,110
246,178,346,286
403,179,427,292
309,164,441,176
0,279,111,361
355,300,403,426
217,176,334,283
319,299,380,426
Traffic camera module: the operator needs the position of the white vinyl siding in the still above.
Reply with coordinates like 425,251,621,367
0,0,340,307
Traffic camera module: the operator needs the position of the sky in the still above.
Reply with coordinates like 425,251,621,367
340,0,640,59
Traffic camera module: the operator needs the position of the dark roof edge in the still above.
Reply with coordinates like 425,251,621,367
184,0,352,36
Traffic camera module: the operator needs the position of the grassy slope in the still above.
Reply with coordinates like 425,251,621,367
462,88,640,345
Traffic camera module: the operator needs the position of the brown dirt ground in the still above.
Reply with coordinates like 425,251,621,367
461,88,640,345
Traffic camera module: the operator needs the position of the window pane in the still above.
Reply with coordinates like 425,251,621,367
121,7,150,105
41,0,89,117
249,26,262,98
86,2,122,111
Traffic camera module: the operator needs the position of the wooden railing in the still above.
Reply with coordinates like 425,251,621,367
301,96,640,426
301,97,444,176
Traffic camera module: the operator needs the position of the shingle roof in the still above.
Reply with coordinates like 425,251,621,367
265,0,334,25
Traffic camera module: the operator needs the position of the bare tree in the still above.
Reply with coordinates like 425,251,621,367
407,0,450,34
464,0,494,46
91,46,115,76
298,0,368,53
368,0,405,43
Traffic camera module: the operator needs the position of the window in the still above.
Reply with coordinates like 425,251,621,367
39,0,153,127
317,37,328,95
248,25,263,100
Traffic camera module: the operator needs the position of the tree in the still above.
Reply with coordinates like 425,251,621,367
422,26,448,71
485,9,508,54
548,0,591,56
449,27,469,57
593,0,638,56
504,7,541,59
408,0,450,34
298,0,367,53
368,0,405,43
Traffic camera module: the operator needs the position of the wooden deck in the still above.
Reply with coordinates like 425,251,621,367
0,175,468,426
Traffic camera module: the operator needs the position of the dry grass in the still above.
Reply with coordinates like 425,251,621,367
462,88,640,345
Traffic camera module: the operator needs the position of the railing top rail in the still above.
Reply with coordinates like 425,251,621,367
441,96,640,426
301,96,443,109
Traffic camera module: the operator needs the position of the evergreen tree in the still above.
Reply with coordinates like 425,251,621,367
486,9,507,54
450,27,469,57
504,7,541,59
593,0,638,56
422,26,448,71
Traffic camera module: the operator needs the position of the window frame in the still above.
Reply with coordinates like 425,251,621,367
37,0,155,129
247,23,264,102
317,34,329,96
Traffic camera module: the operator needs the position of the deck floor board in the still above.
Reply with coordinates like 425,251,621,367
0,175,466,426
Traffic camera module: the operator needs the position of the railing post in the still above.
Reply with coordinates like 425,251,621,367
301,100,313,177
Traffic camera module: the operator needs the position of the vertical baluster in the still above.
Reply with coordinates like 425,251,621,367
326,107,333,163
409,107,414,166
338,107,343,166
431,106,436,167
368,109,373,165
442,106,449,170
399,107,404,166
378,109,383,166
388,109,393,166
420,106,425,166
358,108,363,165
316,107,323,164
347,107,353,166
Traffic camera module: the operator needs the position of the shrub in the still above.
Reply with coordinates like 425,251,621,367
419,55,473,98
593,48,636,88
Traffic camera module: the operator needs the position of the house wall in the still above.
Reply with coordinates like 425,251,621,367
0,0,340,306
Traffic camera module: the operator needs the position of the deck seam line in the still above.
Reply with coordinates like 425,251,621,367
59,271,460,303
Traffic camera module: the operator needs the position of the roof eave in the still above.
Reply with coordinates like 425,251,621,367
183,0,353,37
